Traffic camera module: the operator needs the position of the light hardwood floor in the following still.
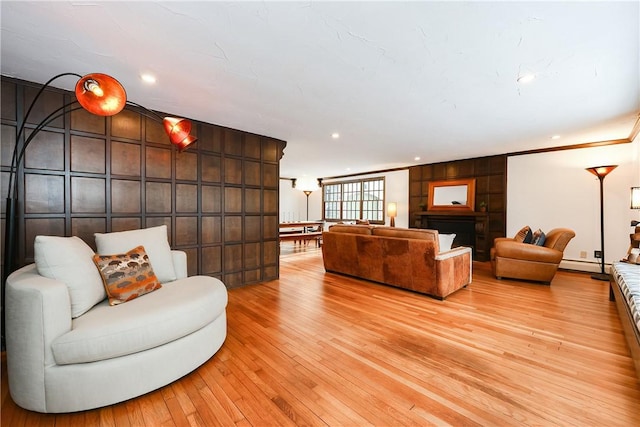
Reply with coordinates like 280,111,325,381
2,248,640,426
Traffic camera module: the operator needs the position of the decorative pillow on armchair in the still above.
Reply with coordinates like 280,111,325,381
93,245,162,305
94,225,176,283
514,226,533,244
532,229,546,246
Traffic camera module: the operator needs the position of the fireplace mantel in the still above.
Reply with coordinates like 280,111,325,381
415,211,487,218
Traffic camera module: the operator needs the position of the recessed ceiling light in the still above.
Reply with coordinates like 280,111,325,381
141,73,157,84
414,156,421,161
517,74,536,84
551,135,561,140
331,133,340,139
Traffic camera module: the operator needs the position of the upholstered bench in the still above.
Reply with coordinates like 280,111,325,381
610,261,640,381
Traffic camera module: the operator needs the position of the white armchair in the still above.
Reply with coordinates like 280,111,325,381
5,227,227,413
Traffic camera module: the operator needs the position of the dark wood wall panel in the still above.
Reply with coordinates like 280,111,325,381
71,108,105,134
245,216,261,241
111,180,141,213
71,177,105,213
25,131,64,170
201,216,222,244
112,217,141,232
176,152,198,181
25,174,64,213
1,77,286,289
111,109,141,139
111,142,141,176
71,136,105,173
202,155,221,182
146,147,172,179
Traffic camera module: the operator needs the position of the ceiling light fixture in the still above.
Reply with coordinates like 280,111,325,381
551,135,561,140
331,133,340,139
141,73,157,84
414,156,421,161
517,73,536,84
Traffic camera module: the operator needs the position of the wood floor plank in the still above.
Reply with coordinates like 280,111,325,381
2,247,640,426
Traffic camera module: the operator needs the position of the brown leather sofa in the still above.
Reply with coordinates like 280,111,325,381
490,228,575,284
321,224,472,299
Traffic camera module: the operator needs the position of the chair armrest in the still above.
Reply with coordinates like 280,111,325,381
435,246,472,260
493,237,514,245
5,264,72,411
435,246,473,284
171,250,188,279
494,240,563,263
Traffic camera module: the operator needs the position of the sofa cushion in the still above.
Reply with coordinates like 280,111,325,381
372,227,437,242
438,233,456,252
34,235,106,318
51,276,228,365
328,224,373,235
95,225,176,283
93,245,162,305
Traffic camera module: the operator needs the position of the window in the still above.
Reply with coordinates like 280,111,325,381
322,177,385,223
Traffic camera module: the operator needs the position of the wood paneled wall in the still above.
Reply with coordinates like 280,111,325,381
0,77,286,288
408,155,507,260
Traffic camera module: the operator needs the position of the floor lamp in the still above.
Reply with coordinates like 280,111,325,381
586,165,618,281
2,72,198,346
303,190,313,220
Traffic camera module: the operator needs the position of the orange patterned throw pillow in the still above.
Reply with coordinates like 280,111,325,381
93,245,162,305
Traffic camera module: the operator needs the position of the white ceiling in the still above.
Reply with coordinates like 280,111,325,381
1,1,638,181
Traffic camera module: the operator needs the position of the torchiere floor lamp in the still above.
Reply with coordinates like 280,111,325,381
303,190,313,220
586,165,618,281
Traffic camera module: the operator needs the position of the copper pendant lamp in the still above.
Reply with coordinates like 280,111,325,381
173,134,198,152
163,117,197,152
75,73,127,116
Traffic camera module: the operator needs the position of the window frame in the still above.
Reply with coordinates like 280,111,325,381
322,176,386,224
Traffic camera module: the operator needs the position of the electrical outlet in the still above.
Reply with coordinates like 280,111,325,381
580,251,587,259
594,250,602,259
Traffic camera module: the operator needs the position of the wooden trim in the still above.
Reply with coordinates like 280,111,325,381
628,114,640,143
507,138,631,157
321,166,409,181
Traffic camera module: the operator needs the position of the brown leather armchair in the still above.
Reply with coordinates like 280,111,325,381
490,228,576,284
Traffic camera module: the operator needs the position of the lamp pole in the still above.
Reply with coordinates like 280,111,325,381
586,165,617,281
303,191,313,220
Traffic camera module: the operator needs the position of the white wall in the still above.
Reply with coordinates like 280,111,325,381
279,179,323,222
279,169,410,227
507,137,640,272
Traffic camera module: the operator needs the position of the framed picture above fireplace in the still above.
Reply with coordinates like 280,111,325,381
427,178,476,212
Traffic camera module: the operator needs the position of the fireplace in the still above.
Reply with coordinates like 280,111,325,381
416,211,488,260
